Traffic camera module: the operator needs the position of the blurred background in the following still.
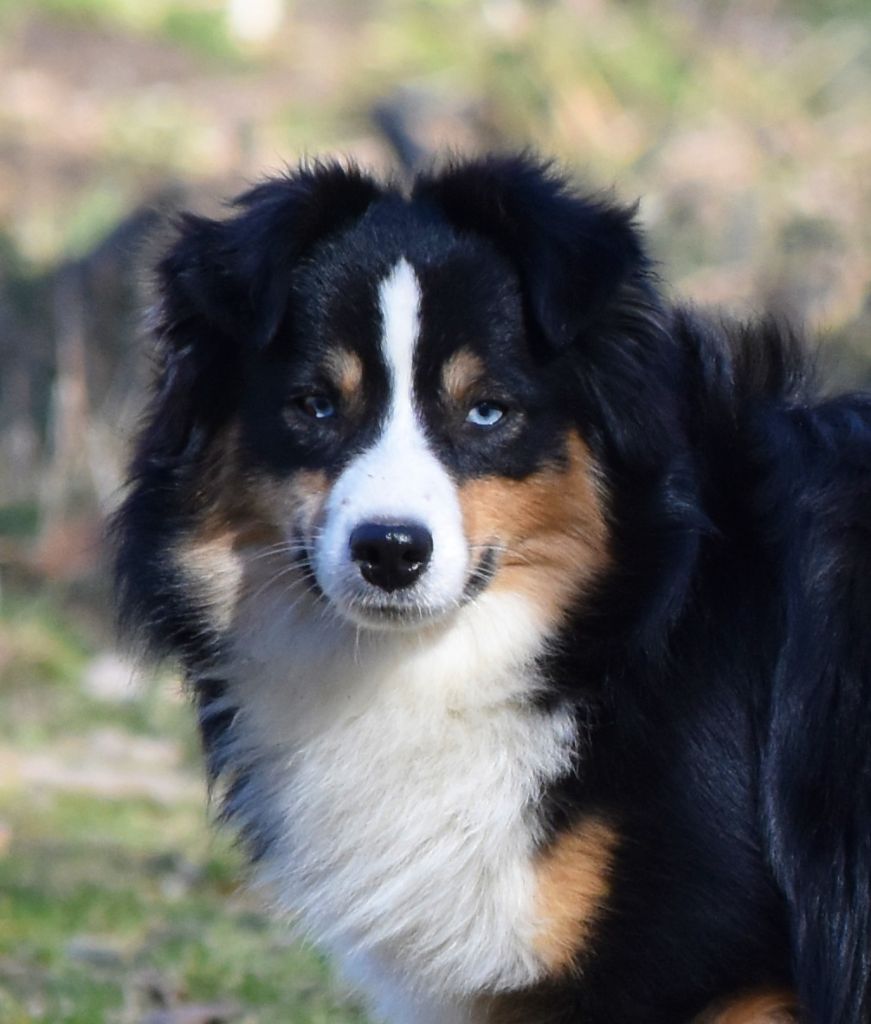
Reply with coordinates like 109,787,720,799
1,1,870,1021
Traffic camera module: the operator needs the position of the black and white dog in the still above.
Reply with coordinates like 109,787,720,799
113,154,871,1024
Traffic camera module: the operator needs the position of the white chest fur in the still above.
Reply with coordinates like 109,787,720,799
219,589,577,1016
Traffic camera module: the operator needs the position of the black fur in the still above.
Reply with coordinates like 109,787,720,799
113,154,871,1023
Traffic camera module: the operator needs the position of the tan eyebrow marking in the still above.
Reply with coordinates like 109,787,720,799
324,347,364,409
442,348,486,404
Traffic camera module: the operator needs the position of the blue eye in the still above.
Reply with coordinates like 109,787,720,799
466,401,506,428
298,394,336,419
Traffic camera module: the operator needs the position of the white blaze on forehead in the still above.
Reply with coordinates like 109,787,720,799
311,257,469,618
379,258,421,433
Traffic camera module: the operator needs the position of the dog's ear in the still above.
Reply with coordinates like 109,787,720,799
158,161,384,351
143,162,383,464
414,154,648,350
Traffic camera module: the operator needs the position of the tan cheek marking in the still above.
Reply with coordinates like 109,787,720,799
182,424,281,546
459,432,609,626
442,348,486,404
174,534,247,632
694,991,797,1024
325,347,364,413
174,425,331,627
248,468,330,542
533,817,617,975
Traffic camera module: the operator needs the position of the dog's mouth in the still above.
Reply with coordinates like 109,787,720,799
293,541,500,630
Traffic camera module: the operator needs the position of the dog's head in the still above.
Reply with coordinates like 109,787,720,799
116,155,660,662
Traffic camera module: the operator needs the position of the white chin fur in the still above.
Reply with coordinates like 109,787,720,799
221,587,574,1012
333,597,458,632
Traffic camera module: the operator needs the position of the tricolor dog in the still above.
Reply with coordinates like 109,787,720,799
113,155,871,1023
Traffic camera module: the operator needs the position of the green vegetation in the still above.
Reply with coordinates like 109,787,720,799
0,0,241,56
0,597,368,1022
1,0,869,339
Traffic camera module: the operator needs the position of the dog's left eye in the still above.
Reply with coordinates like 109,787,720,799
466,401,506,428
297,394,336,419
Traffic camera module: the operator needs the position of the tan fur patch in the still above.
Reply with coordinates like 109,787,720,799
694,990,797,1024
324,346,364,412
459,432,609,627
442,348,486,404
173,424,329,628
532,817,617,976
247,468,330,544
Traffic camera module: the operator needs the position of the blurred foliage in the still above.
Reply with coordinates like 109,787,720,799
0,0,240,56
0,597,368,1022
2,0,870,330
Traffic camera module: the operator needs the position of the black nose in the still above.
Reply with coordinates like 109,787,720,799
349,522,433,592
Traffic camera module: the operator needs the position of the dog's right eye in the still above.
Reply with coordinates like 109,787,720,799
296,394,336,420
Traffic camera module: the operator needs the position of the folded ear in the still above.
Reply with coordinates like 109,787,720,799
158,160,384,350
144,161,383,464
413,153,648,349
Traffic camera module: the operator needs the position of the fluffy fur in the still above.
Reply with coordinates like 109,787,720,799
113,154,871,1024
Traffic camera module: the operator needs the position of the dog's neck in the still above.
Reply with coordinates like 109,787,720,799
198,586,580,1010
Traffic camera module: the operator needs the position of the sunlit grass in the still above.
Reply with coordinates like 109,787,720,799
0,597,368,1021
0,789,368,1023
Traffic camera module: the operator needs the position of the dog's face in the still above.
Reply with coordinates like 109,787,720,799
241,221,611,632
118,156,654,659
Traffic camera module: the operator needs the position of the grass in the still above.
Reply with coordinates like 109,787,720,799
0,791,367,1023
0,594,369,1023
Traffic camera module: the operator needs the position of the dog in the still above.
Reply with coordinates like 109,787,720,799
112,154,871,1024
